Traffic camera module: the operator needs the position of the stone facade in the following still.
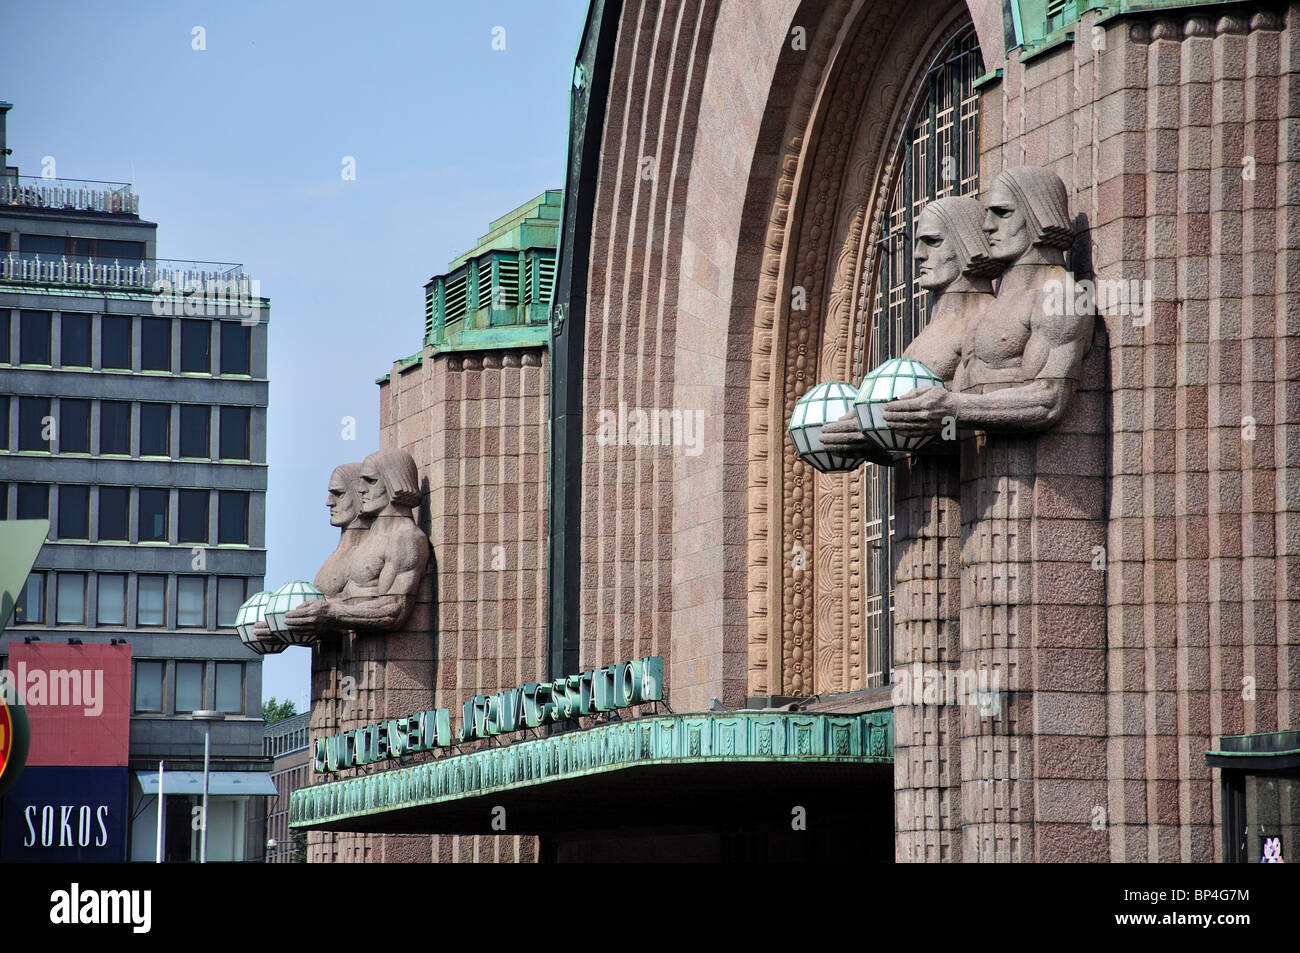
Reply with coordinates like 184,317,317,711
308,346,548,863
304,0,1299,862
566,0,1299,860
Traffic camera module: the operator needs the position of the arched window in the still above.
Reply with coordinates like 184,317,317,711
855,28,983,684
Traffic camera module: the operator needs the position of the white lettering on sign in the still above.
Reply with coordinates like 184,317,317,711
24,804,110,848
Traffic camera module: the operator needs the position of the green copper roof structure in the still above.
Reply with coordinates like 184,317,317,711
423,190,562,353
291,710,892,834
1003,0,1260,58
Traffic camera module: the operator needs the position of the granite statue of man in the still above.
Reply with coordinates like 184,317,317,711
882,166,1091,436
285,449,430,636
820,195,1001,461
314,462,371,595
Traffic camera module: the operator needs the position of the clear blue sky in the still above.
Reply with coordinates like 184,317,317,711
2,0,589,710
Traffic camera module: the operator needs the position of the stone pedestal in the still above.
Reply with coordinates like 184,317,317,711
306,599,438,863
892,454,963,862
956,338,1109,862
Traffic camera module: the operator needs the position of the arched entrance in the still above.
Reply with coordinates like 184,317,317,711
742,0,988,700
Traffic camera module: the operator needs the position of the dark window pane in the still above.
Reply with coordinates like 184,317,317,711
98,487,129,540
219,407,251,460
59,399,90,453
97,574,126,625
178,489,209,543
100,401,131,454
137,576,165,626
101,316,131,369
176,661,204,711
0,310,10,363
60,313,91,366
140,317,171,371
96,239,145,261
18,398,51,451
19,234,65,255
17,484,48,519
216,577,245,627
16,573,45,624
220,322,250,375
179,405,209,458
140,403,170,456
0,483,6,519
218,491,248,544
57,485,90,539
56,573,86,624
0,396,7,449
139,488,169,542
180,320,210,373
19,311,51,364
177,577,205,627
134,660,163,711
216,662,243,713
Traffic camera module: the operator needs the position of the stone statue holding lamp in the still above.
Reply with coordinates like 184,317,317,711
283,449,430,637
818,166,1091,459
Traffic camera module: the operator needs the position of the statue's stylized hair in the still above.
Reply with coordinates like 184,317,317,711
331,462,363,488
992,166,1074,250
925,196,1003,280
363,450,421,509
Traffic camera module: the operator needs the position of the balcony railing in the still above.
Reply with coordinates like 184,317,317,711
0,175,139,215
0,251,251,294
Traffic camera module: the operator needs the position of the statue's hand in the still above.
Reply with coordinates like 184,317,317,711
819,412,901,467
881,386,958,434
285,599,333,629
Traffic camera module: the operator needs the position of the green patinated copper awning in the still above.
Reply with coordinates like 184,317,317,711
291,710,892,835
1206,730,1300,771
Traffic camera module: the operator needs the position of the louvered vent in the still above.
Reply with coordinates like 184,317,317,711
425,285,437,341
444,272,469,322
536,253,556,305
496,257,520,306
476,260,496,310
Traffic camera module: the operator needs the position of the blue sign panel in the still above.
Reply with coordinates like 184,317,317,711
0,766,128,862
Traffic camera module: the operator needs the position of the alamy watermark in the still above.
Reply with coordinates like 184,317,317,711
595,402,706,457
0,665,105,716
891,663,1003,718
151,277,263,323
1043,275,1153,325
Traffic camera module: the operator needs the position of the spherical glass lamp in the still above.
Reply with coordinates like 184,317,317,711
852,357,945,452
265,580,326,645
234,591,285,655
788,381,863,473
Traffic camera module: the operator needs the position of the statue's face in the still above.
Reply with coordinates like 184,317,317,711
326,472,359,527
983,183,1031,262
914,208,962,290
358,460,389,516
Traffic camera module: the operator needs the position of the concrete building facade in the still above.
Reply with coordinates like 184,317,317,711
0,102,273,861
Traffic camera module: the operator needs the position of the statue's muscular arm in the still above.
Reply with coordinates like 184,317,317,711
286,529,428,632
885,298,1092,434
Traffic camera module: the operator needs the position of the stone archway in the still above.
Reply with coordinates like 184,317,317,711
739,0,989,699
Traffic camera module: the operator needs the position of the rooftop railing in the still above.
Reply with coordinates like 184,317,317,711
0,175,139,215
0,251,251,293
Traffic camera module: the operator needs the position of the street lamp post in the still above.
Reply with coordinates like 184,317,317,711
192,710,225,863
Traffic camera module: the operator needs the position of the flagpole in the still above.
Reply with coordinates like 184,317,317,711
155,760,164,863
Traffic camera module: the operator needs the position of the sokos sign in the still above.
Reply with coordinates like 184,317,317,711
315,656,664,775
0,766,128,862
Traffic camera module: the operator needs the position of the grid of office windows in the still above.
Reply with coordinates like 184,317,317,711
132,659,246,716
0,484,252,545
0,312,257,376
13,571,247,632
0,397,255,460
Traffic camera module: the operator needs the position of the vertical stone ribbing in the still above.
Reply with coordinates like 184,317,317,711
892,456,963,861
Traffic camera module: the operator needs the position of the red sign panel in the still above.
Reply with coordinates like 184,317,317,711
5,643,131,767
